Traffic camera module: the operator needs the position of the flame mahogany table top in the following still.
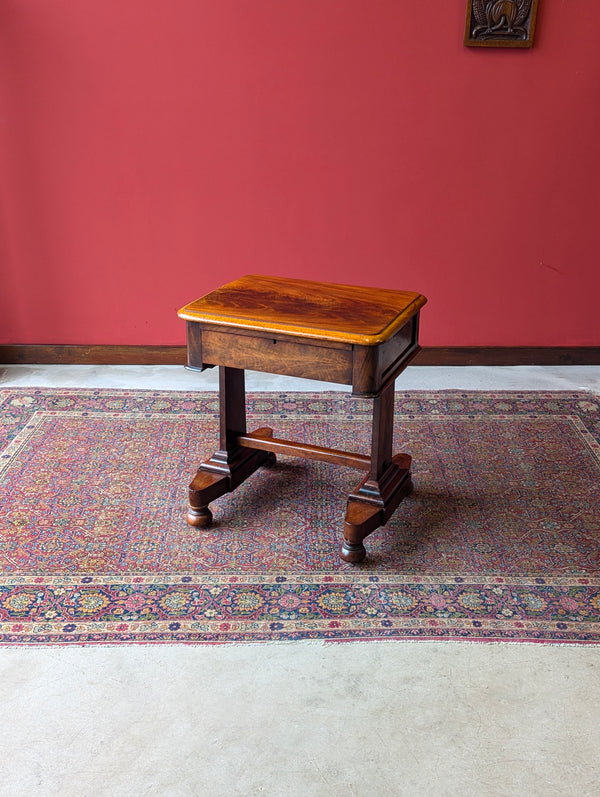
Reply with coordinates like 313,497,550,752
178,274,427,346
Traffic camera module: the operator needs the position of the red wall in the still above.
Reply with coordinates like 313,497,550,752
1,0,599,347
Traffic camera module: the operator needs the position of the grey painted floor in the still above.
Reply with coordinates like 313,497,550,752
0,365,599,797
2,363,600,393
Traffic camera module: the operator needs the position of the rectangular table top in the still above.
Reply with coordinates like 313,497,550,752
178,275,426,346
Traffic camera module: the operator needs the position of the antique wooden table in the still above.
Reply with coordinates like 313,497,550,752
178,275,427,563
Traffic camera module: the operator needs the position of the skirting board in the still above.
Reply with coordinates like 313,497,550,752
1,345,600,367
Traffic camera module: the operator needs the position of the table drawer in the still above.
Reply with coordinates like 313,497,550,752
198,328,354,385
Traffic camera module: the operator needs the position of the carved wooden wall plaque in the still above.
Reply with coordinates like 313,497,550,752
464,0,539,48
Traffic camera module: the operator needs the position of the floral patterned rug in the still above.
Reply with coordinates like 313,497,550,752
1,388,599,645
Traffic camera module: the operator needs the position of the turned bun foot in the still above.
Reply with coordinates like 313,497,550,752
339,539,367,563
187,506,213,528
264,452,277,468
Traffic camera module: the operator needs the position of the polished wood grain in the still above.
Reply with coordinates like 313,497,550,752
178,274,426,346
181,275,428,563
183,275,424,397
343,454,413,562
198,326,354,384
187,367,274,527
339,386,411,562
236,427,371,471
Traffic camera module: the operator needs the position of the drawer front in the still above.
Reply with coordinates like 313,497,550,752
201,329,353,385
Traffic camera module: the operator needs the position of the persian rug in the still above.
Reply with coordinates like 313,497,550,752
1,388,599,646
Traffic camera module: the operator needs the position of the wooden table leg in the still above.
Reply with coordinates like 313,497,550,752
187,366,275,527
340,382,413,562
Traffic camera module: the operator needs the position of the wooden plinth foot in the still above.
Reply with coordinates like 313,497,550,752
186,445,274,527
342,501,383,563
341,454,413,563
187,468,229,527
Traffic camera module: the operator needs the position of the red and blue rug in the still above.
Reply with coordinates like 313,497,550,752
1,388,599,645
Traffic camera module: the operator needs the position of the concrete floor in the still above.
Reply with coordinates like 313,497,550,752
0,365,599,797
2,363,600,393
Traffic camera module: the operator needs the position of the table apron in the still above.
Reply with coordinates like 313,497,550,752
186,313,420,394
188,325,354,385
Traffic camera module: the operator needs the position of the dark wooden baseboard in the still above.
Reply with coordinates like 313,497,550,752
1,344,600,367
0,345,188,366
414,347,600,366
